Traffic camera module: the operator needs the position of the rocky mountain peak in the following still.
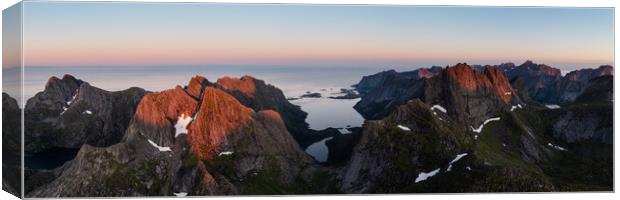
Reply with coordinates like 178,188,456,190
445,63,488,90
518,61,561,77
444,64,515,103
416,68,435,79
214,75,310,143
216,75,258,97
483,65,515,103
598,65,614,75
187,87,254,160
185,75,210,99
126,86,199,147
355,63,519,122
42,74,84,101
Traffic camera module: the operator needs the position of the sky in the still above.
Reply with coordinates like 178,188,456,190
16,2,615,70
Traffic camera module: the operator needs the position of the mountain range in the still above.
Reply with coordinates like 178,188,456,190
2,60,613,197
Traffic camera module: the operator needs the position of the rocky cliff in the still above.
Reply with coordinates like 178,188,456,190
557,66,613,103
353,67,442,96
215,75,310,143
24,75,147,153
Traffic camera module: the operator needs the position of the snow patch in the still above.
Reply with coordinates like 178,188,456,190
338,128,351,134
431,105,447,113
218,151,234,156
447,153,468,171
173,192,187,197
415,168,441,183
147,139,171,152
510,104,523,112
470,117,501,133
174,114,194,138
547,143,567,151
397,125,411,131
66,90,78,105
60,107,68,115
545,104,561,109
61,89,80,115
82,110,92,115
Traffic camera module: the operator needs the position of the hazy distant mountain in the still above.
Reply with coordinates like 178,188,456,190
494,61,613,104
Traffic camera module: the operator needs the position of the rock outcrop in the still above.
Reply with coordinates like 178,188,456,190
558,66,613,103
215,76,310,144
574,75,613,103
353,67,442,96
24,75,147,153
551,101,613,144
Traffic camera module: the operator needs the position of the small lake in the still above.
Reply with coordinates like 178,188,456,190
304,136,334,163
25,148,80,170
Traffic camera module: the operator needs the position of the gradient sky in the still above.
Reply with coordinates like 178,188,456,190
20,2,614,69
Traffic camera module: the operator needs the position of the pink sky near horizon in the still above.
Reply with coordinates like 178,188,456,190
9,2,614,70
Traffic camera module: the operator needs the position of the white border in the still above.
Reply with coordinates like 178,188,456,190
0,1,618,200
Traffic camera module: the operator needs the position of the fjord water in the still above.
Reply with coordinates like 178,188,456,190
24,65,388,129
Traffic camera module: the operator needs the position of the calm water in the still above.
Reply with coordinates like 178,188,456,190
305,136,333,163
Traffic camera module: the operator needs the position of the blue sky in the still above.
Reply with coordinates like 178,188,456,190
17,2,615,70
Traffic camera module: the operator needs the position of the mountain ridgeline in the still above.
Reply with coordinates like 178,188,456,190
347,61,612,192
5,60,613,197
22,75,337,197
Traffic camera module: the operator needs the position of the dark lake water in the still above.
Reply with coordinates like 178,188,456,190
25,148,80,170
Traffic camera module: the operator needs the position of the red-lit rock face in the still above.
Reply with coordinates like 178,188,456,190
216,75,257,97
257,109,286,126
446,63,490,90
187,87,253,160
417,68,436,79
133,86,199,127
445,63,514,103
483,66,515,103
186,75,209,98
